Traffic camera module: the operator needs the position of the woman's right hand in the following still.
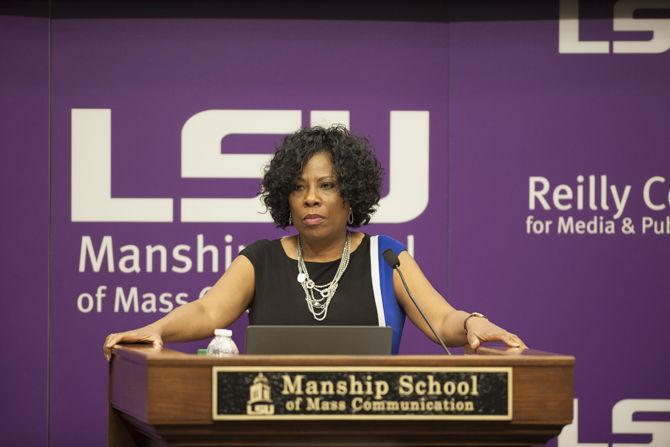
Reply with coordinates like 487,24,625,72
103,329,163,362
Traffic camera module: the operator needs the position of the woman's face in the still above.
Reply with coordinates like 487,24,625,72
289,151,348,239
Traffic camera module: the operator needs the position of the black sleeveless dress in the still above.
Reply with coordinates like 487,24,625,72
240,235,379,326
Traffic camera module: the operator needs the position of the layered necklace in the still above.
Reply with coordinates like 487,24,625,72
296,232,351,321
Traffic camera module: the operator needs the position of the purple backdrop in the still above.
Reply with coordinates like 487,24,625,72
50,19,448,445
449,18,670,445
0,15,48,447
2,7,669,447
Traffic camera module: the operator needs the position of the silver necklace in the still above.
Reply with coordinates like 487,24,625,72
296,232,351,321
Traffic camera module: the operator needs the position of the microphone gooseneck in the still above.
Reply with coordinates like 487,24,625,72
382,249,452,355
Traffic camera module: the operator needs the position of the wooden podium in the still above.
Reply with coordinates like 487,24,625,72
109,345,574,446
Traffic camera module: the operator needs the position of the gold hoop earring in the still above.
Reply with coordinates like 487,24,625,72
347,209,354,226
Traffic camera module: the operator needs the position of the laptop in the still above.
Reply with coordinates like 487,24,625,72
245,325,393,355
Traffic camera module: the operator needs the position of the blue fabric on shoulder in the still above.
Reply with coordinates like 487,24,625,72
369,235,407,354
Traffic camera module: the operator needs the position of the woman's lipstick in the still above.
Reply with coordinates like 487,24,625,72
303,214,325,226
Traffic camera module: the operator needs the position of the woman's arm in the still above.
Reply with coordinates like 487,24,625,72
103,255,254,360
392,251,527,349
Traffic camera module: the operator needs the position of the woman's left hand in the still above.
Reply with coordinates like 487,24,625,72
465,317,528,350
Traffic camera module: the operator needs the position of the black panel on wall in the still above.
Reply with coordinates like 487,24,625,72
2,0,558,21
3,1,667,21
0,0,48,16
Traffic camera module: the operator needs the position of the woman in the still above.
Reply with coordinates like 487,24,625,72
103,126,526,360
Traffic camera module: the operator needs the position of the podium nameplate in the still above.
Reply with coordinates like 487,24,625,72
212,366,512,420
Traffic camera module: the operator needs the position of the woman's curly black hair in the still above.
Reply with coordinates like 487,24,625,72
261,126,382,229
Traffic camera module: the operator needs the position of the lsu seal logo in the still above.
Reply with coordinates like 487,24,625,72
246,373,274,415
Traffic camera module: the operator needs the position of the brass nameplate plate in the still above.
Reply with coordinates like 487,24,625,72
212,366,512,420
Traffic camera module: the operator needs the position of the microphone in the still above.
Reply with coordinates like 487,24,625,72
382,249,452,355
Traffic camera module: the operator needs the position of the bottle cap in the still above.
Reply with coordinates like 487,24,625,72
214,329,232,337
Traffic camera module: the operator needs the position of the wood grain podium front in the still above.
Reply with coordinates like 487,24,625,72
109,345,574,446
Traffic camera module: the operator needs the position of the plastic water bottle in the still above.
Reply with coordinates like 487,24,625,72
206,329,239,357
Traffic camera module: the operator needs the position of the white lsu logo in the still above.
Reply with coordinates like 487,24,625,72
71,109,430,223
559,0,670,54
559,399,670,447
